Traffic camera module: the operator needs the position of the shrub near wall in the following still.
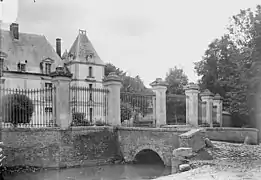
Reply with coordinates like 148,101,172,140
1,127,120,169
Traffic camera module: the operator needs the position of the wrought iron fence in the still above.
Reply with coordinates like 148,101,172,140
166,94,186,125
120,92,155,127
0,87,56,128
69,86,109,126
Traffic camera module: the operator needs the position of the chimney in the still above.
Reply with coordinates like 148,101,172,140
56,38,61,57
10,23,19,40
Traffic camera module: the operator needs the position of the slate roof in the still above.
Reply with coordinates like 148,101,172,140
66,30,105,66
0,29,62,73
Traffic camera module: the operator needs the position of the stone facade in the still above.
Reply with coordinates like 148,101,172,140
1,127,119,168
2,126,191,168
2,126,257,169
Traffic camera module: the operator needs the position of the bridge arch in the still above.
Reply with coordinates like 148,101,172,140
132,145,167,165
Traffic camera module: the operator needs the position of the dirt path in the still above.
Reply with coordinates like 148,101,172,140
156,165,261,180
155,141,261,180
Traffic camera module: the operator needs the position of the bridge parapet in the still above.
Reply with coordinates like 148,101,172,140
179,128,206,152
117,127,186,166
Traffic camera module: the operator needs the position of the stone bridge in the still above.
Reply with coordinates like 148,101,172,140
117,127,205,166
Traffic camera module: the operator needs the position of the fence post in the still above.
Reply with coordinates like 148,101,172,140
184,83,200,126
213,93,223,127
50,66,72,129
200,89,214,127
103,72,122,126
150,78,168,127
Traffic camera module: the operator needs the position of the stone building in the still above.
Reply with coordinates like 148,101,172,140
62,29,107,123
0,23,62,89
0,23,107,125
62,29,105,88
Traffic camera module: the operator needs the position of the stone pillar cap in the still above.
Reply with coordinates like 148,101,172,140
150,78,168,87
103,72,122,82
184,82,199,91
214,93,223,100
200,89,214,97
50,66,73,78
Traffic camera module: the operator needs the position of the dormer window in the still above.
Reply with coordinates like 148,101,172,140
40,58,54,74
86,53,94,61
17,62,26,72
45,63,51,74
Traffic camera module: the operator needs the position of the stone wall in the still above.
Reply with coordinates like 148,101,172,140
179,129,206,152
1,127,119,168
205,127,259,144
117,127,187,166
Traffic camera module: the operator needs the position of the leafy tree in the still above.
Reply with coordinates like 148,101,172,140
194,5,261,127
247,14,261,127
165,66,188,95
164,66,188,124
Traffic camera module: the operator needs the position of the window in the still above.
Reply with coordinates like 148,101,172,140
88,66,93,77
89,108,93,123
0,79,5,88
45,83,52,101
45,83,52,88
17,63,26,72
89,84,93,101
89,84,93,89
0,58,3,76
45,63,51,74
45,107,53,113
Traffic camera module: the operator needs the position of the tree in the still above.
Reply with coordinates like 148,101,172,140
164,67,188,124
194,5,261,127
165,66,188,95
247,14,261,127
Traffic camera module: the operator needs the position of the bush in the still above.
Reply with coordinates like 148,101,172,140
71,112,90,126
95,120,108,126
1,94,34,127
200,122,210,127
213,122,220,127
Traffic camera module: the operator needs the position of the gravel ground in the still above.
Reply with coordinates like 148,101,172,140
190,141,261,171
155,141,261,180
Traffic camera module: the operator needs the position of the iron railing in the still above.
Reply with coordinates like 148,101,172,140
166,94,186,125
120,91,155,127
69,86,109,126
0,87,56,128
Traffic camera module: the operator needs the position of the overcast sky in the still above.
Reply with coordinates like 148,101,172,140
0,0,260,87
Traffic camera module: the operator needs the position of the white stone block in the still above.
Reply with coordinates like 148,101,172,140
173,147,192,157
179,164,191,172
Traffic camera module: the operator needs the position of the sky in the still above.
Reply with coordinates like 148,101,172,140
0,0,260,87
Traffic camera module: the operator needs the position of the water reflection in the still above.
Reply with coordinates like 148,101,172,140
4,164,171,180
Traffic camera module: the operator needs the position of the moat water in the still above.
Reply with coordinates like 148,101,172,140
4,164,171,180
4,150,171,180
